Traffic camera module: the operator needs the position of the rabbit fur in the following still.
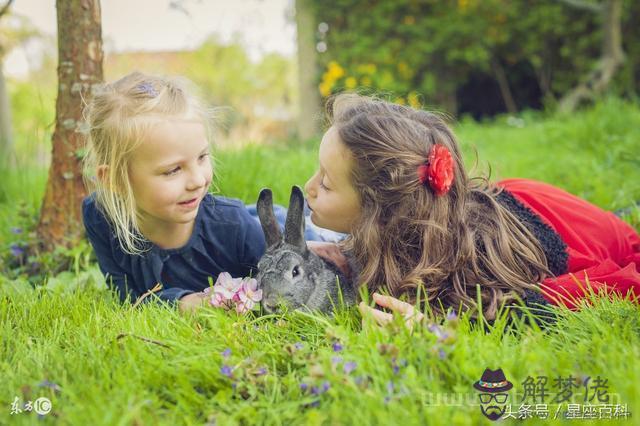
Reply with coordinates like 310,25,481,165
255,186,357,314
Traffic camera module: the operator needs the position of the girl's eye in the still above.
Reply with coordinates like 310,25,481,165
199,153,209,161
164,167,180,176
319,180,330,190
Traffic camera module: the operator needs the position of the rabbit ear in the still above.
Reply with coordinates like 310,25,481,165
257,188,282,248
284,185,306,250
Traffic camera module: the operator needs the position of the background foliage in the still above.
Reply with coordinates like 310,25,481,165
313,0,639,117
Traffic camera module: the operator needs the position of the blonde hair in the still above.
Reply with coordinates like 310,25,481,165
329,94,550,320
83,71,213,255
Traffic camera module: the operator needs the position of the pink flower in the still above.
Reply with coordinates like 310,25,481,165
239,278,262,306
206,273,263,314
209,291,227,308
235,300,250,314
214,272,243,299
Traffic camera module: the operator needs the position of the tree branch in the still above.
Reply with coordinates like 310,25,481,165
0,0,14,19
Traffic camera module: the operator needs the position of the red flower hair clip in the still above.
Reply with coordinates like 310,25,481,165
417,144,454,196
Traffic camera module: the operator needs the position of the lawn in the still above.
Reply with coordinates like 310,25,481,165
1,98,639,425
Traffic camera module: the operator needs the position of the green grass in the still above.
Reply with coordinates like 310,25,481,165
1,98,640,425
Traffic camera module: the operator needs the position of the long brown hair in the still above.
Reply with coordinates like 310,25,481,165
330,94,550,319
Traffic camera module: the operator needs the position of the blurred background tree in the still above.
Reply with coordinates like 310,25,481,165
2,0,639,159
311,0,638,118
36,0,103,250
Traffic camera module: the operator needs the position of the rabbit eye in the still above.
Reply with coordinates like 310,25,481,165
292,265,300,278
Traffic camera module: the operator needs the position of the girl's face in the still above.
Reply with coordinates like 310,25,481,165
304,126,361,233
128,120,212,231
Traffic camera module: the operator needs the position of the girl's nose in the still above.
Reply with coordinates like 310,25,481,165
304,176,316,198
187,170,207,190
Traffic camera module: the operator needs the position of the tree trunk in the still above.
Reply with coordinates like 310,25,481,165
491,57,518,114
559,0,624,112
37,0,103,250
295,0,321,140
0,60,13,164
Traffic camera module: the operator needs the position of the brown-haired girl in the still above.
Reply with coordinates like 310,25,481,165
304,94,640,325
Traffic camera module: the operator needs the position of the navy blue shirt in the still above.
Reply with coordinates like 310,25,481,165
82,193,266,306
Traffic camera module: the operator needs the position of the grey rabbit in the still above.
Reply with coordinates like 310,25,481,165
255,185,357,314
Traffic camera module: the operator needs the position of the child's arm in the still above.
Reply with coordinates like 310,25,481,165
83,198,198,307
83,217,140,303
86,220,204,307
177,291,209,313
541,260,640,310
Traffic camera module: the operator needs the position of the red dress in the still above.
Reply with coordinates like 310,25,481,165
498,178,640,309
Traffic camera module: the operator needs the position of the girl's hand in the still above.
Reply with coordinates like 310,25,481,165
178,291,209,313
307,241,351,278
358,292,425,331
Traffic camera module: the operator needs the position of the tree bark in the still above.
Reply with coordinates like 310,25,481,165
491,57,518,114
295,0,321,140
559,0,624,112
37,0,103,250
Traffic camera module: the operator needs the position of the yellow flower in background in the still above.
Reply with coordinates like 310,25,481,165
408,92,421,109
319,81,332,97
327,61,345,80
345,77,357,89
361,76,372,86
319,61,346,97
394,97,406,105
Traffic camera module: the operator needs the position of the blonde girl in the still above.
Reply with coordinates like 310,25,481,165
82,72,266,312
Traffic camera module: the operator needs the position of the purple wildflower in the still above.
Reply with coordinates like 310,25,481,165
391,357,406,375
38,379,62,393
438,348,447,360
321,381,330,392
332,342,343,352
310,386,320,395
300,383,308,392
222,348,231,358
428,323,450,342
343,361,357,374
387,381,395,394
9,244,24,257
10,227,22,234
294,342,304,350
220,365,233,378
446,310,458,321
256,367,267,376
331,356,343,366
